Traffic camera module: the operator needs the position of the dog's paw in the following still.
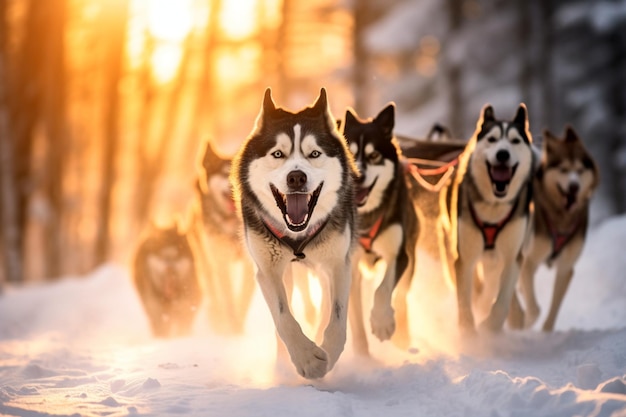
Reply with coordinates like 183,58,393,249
523,306,540,329
370,306,395,341
478,316,505,334
289,342,329,380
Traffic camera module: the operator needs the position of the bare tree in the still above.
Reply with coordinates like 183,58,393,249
0,0,22,286
94,0,128,266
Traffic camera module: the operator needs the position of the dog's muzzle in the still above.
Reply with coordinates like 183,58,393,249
487,162,518,198
355,177,378,207
270,182,324,232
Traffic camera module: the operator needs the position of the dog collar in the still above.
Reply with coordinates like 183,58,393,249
358,214,384,252
468,197,519,250
541,208,581,261
261,217,329,261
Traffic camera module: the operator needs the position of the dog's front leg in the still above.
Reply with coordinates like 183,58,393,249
348,249,369,356
480,253,522,333
320,246,353,371
370,225,403,342
255,262,329,379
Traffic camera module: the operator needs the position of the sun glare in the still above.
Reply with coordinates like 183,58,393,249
220,0,258,40
147,0,193,42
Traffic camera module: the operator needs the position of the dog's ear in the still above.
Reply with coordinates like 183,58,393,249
312,87,328,114
564,125,579,143
374,103,395,136
477,104,495,132
513,103,529,128
263,87,276,115
344,108,358,128
202,140,217,169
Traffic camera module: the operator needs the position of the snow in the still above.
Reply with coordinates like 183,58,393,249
1,216,626,416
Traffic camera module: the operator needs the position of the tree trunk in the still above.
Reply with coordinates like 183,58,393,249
40,0,67,280
0,0,23,285
94,0,128,266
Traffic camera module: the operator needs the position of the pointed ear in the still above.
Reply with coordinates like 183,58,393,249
513,103,528,127
202,140,217,168
344,108,358,127
478,104,495,130
564,125,579,143
263,87,276,114
374,103,395,135
312,87,328,114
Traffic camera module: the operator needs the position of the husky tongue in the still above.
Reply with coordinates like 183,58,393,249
355,187,369,205
286,193,308,225
490,165,512,182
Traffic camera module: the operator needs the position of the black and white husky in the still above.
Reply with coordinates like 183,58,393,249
442,104,536,334
230,88,358,379
340,104,419,355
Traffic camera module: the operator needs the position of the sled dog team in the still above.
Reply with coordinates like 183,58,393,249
132,87,599,379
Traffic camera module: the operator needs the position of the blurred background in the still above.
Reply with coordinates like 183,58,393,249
0,0,624,283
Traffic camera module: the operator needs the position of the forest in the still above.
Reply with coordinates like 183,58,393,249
0,0,625,284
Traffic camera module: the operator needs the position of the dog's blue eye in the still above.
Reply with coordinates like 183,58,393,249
309,150,321,158
271,150,283,158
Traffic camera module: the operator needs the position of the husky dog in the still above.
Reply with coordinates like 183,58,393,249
426,123,453,142
187,141,256,334
340,104,418,354
133,222,202,338
443,104,536,334
513,126,598,331
230,88,357,379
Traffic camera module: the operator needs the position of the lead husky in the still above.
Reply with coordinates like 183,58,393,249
513,126,598,331
340,104,418,355
230,88,357,379
187,141,256,334
443,103,536,334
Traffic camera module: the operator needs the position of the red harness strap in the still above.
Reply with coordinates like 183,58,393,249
468,198,519,250
542,209,581,260
261,217,328,260
358,214,384,252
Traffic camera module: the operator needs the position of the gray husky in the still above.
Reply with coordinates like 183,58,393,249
230,88,358,379
441,104,536,334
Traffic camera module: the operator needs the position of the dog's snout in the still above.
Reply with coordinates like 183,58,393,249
496,150,510,163
287,170,307,190
568,182,580,195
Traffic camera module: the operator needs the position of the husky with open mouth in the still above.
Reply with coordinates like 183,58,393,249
187,141,256,335
442,103,536,334
340,103,419,355
510,126,598,331
230,88,357,379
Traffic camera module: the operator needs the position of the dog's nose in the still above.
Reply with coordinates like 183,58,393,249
496,150,510,163
568,182,580,195
287,170,307,190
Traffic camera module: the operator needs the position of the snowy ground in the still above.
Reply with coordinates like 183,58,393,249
1,216,626,417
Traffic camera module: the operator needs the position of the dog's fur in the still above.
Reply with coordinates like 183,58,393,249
441,103,536,334
426,123,453,142
187,141,256,335
230,88,357,379
340,104,418,355
512,126,598,331
133,222,202,338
